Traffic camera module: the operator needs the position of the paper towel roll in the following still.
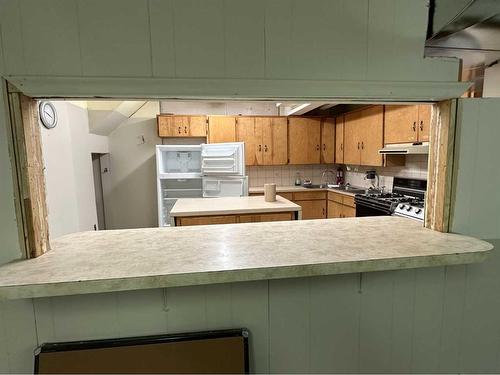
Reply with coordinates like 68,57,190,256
264,183,277,202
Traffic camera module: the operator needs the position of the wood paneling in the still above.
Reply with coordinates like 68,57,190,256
425,100,455,232
288,118,321,164
208,116,236,143
321,118,335,163
335,116,344,164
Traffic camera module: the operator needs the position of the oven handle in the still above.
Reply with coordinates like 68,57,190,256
354,199,393,214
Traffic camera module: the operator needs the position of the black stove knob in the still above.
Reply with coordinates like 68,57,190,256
406,206,412,212
399,204,405,209
415,208,422,214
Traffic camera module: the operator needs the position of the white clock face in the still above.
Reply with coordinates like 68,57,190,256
39,102,57,129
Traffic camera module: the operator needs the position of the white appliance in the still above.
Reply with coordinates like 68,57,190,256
156,142,247,226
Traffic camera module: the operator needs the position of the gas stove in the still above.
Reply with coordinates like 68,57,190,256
354,178,427,221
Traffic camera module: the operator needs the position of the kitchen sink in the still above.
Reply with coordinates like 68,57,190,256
303,184,326,189
302,184,366,194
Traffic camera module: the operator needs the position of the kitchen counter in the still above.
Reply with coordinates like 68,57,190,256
170,195,301,218
0,217,492,300
249,185,360,197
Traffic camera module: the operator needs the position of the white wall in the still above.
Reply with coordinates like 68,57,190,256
483,63,500,97
40,101,109,238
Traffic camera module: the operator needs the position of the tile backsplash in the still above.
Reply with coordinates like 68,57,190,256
247,155,428,191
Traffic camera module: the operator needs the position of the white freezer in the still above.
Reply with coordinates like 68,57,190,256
156,145,202,178
201,142,245,176
202,176,248,198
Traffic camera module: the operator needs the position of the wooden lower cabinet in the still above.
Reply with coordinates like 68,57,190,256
296,200,326,220
327,200,343,218
176,212,294,226
327,191,356,218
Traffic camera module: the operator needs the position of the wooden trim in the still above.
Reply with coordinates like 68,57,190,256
425,100,456,232
6,88,50,258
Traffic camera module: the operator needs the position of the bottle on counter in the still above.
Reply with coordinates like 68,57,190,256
295,172,302,186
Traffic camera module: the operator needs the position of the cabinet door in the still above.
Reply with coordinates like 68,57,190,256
288,117,321,164
297,200,326,220
417,105,431,142
335,115,344,164
360,106,384,167
321,118,335,163
158,116,185,137
342,205,356,218
239,212,293,223
208,116,236,143
188,116,207,137
327,200,342,218
262,117,288,165
343,111,361,165
236,117,259,166
384,105,418,144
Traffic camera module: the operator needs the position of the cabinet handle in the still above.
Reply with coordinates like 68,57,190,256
178,126,182,134
322,208,325,216
357,142,360,150
316,144,320,151
412,121,416,132
419,121,424,131
323,144,326,151
184,126,188,133
264,145,268,152
258,144,262,152
361,141,364,150
340,143,343,151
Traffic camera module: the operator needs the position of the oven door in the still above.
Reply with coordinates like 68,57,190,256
355,200,392,217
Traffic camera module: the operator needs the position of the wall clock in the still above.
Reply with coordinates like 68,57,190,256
39,101,58,129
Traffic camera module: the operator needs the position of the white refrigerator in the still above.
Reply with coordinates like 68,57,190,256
156,142,248,226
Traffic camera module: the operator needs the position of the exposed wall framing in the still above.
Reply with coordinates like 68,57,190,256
425,100,456,232
6,83,50,258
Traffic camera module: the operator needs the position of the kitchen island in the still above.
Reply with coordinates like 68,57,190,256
0,216,492,300
170,195,302,226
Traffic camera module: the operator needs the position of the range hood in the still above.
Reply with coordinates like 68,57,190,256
378,143,429,155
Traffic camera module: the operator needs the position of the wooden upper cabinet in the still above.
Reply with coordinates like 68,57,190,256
384,105,418,144
321,118,335,164
188,116,208,137
236,117,258,166
158,115,207,137
343,111,362,165
208,116,236,143
288,117,321,164
260,117,288,165
417,105,431,142
236,117,288,166
359,106,384,166
384,104,432,144
335,115,344,164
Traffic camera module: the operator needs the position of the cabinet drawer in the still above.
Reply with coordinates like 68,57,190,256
342,195,355,208
327,191,343,203
178,215,237,226
239,212,293,223
293,191,326,201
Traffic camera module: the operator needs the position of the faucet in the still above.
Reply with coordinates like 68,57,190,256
321,169,336,187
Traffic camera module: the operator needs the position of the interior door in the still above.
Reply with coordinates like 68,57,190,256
321,118,335,163
335,115,344,164
384,105,418,144
343,111,361,165
236,117,258,166
360,106,384,166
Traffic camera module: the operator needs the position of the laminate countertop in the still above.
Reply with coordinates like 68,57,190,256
0,217,493,300
249,185,359,197
170,195,301,217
